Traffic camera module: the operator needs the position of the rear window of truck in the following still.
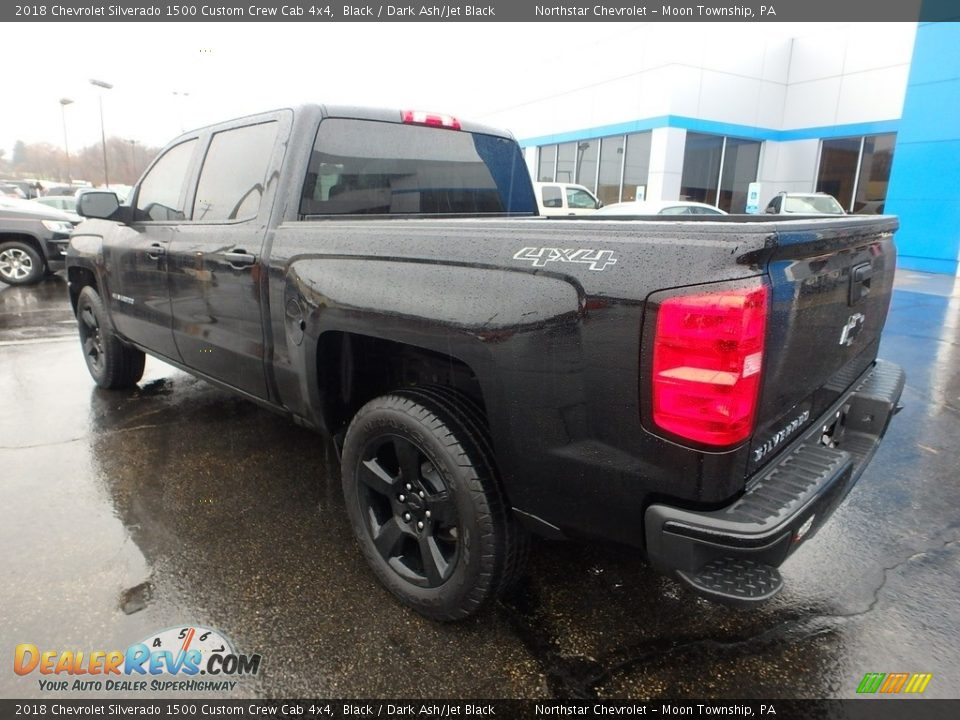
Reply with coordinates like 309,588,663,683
299,118,536,217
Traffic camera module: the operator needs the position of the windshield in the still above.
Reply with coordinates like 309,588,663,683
783,195,845,214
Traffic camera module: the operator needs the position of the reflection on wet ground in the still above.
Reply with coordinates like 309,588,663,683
1,271,958,699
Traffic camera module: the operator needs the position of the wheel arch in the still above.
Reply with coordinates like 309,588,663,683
313,330,488,439
67,265,100,315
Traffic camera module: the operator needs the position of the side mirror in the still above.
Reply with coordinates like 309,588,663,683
76,191,120,220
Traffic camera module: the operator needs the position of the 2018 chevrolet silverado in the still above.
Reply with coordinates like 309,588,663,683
66,105,905,620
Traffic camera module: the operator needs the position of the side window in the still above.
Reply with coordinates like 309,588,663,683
136,139,198,222
659,205,690,215
193,122,279,223
542,186,562,208
567,188,598,209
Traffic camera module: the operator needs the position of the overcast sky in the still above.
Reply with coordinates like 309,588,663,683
4,22,847,157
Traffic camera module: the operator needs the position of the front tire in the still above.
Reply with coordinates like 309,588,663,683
75,286,146,389
0,241,45,286
341,390,527,621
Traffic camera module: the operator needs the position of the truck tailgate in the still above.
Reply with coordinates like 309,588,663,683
748,216,899,474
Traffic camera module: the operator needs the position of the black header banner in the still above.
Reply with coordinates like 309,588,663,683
2,699,960,719
4,0,960,23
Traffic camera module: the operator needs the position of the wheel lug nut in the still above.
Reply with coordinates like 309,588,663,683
419,491,425,498
417,521,424,530
425,510,431,518
403,512,411,521
399,494,406,502
406,483,412,490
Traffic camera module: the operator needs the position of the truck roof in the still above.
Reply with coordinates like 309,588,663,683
173,104,516,143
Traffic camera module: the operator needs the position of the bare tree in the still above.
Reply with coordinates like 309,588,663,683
5,137,160,186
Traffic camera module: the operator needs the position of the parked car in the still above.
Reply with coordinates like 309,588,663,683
0,196,76,285
33,195,82,223
594,200,727,216
45,185,85,197
1,183,27,199
765,192,845,215
533,181,602,216
0,180,41,200
68,105,904,619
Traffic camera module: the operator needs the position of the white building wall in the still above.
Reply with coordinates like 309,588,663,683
756,139,821,207
784,24,915,128
647,128,686,201
488,23,916,204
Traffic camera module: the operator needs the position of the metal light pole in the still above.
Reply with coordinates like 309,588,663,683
58,98,73,183
128,139,139,180
173,91,190,132
89,78,113,187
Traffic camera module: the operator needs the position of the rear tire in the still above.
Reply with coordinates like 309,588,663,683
76,286,146,389
341,389,527,620
0,241,45,286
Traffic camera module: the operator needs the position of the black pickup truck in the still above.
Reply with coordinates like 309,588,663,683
66,105,905,620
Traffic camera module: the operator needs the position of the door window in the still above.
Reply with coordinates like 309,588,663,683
135,139,198,222
193,122,279,223
566,187,597,209
541,185,562,208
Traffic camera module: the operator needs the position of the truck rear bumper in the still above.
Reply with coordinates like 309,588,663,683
644,359,905,605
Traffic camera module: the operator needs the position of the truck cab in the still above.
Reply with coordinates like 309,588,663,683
533,181,602,216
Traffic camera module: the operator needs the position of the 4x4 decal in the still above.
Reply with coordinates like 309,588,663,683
513,247,618,271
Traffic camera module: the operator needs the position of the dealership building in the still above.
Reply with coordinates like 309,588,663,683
492,22,960,275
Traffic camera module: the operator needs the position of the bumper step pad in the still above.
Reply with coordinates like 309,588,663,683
678,557,783,606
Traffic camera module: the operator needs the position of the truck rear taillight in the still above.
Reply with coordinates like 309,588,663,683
652,285,768,446
401,109,461,130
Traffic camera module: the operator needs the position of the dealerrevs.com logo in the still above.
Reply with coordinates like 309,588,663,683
14,626,262,693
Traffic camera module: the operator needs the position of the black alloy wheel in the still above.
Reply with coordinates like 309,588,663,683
357,434,461,587
74,286,146,389
78,298,106,377
341,389,528,620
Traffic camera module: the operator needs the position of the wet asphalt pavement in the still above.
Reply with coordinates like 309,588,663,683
1,271,958,700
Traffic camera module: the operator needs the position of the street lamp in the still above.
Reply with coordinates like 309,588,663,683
58,98,73,183
89,78,113,187
127,139,139,179
173,91,190,132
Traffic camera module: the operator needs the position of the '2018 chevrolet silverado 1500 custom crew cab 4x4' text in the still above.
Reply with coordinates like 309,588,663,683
66,106,905,620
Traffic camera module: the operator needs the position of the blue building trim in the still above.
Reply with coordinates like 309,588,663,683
885,21,960,276
519,116,901,148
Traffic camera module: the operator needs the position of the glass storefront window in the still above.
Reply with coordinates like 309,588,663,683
537,145,556,182
817,137,861,210
718,137,761,213
854,133,895,214
679,133,724,204
597,135,624,206
556,142,576,183
622,132,651,202
576,140,599,191
534,131,651,201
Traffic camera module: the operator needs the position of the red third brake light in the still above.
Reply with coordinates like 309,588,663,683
652,285,769,446
401,109,461,130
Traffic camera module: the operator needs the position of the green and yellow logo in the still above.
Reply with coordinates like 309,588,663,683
857,672,933,695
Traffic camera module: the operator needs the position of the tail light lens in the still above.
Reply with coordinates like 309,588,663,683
652,285,768,446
